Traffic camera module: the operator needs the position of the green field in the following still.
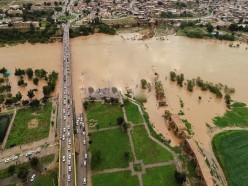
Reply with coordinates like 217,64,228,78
5,102,52,148
131,125,173,164
90,128,133,171
32,170,58,186
143,165,177,186
86,101,123,129
212,130,248,186
213,106,248,127
124,100,143,124
92,171,139,186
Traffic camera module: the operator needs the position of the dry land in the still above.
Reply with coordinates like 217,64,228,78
86,101,123,129
90,127,133,171
5,102,52,148
92,171,139,186
131,125,173,164
143,165,177,186
212,130,248,186
124,99,144,124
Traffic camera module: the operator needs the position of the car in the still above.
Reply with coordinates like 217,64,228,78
12,155,18,160
76,129,79,134
83,160,87,167
67,175,71,182
68,139,71,145
64,116,66,120
84,153,87,160
35,148,41,154
83,139,86,145
63,128,66,133
30,174,36,182
82,131,85,136
64,100,66,105
68,126,70,130
63,155,66,162
68,159,71,165
64,92,66,95
68,112,70,116
68,166,71,172
63,109,65,113
68,153,71,159
4,158,10,163
62,135,65,140
83,178,87,185
68,145,71,151
68,132,70,137
26,152,32,157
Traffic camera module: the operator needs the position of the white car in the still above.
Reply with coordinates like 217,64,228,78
68,159,71,165
68,153,71,160
68,175,71,182
63,155,66,162
68,166,71,172
76,129,79,134
63,109,65,113
26,152,32,157
64,116,66,120
83,178,87,185
68,126,70,130
83,160,87,167
62,135,65,140
4,159,10,163
30,174,36,182
12,155,18,160
68,132,70,137
35,148,41,154
84,154,87,160
83,131,85,136
83,140,86,145
68,139,71,145
63,128,66,133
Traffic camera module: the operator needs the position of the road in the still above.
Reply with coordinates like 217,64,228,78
59,24,76,186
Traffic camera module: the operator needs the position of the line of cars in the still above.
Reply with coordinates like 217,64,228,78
3,147,41,164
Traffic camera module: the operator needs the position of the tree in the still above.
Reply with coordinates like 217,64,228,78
187,80,195,92
30,99,40,108
112,87,118,94
176,74,184,87
17,166,29,182
83,101,89,110
0,78,4,83
88,87,94,94
33,77,39,85
30,157,39,169
174,171,186,184
26,68,33,79
123,151,130,161
117,116,124,125
206,23,214,33
170,71,177,81
16,91,22,101
141,79,147,89
42,85,51,97
8,165,16,175
224,94,231,107
27,89,35,99
22,100,29,106
91,150,101,169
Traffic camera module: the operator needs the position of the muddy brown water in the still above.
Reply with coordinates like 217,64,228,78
0,34,248,148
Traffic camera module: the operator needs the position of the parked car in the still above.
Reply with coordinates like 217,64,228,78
30,174,36,182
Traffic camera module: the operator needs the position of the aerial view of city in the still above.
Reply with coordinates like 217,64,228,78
0,0,247,185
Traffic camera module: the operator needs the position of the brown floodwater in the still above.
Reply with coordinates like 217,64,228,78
0,43,62,100
0,34,247,149
70,34,248,147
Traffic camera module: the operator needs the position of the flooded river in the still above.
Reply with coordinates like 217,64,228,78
0,34,248,148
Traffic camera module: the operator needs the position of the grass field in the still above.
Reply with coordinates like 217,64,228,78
92,171,139,186
143,165,177,186
86,101,123,129
212,130,248,186
90,128,133,171
5,102,52,148
213,106,248,127
32,170,58,186
131,125,173,164
124,100,143,124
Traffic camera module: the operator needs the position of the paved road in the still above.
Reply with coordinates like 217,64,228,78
59,24,76,186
